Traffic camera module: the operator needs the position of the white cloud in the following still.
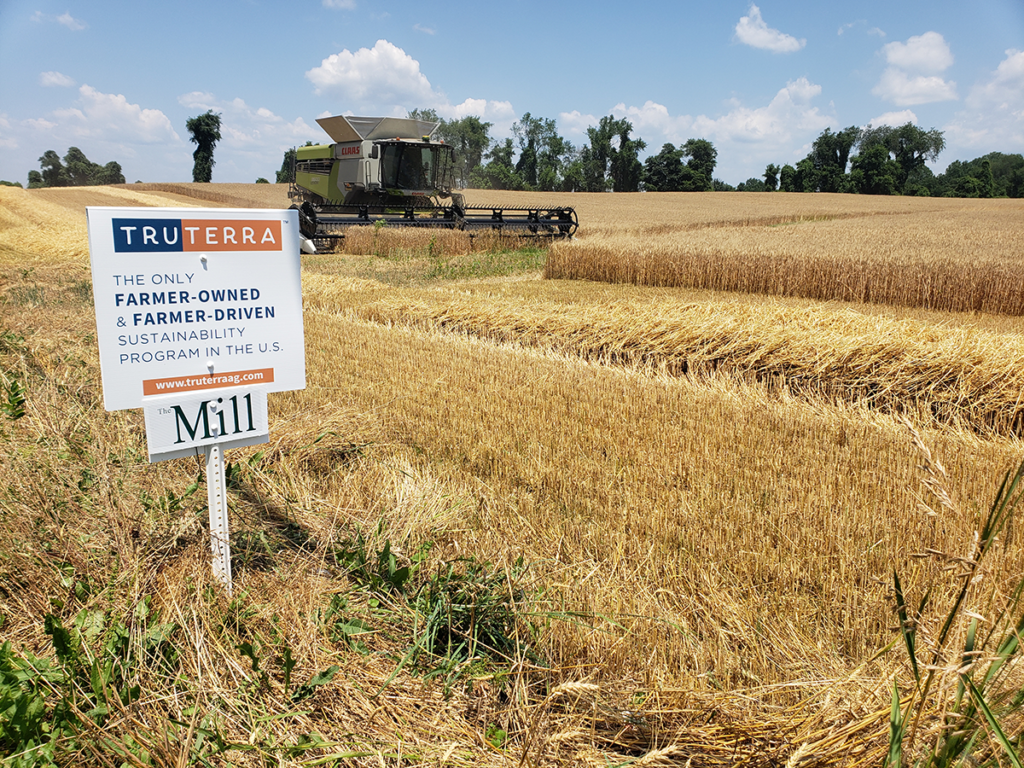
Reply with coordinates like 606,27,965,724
31,11,86,29
305,39,438,110
39,71,76,88
322,0,356,8
873,32,956,106
873,68,957,106
609,101,693,144
0,114,17,150
557,110,598,139
735,5,805,53
881,31,953,73
53,85,179,143
178,93,318,153
57,12,86,30
691,77,830,144
413,24,435,35
967,49,1024,110
868,110,918,128
946,49,1024,152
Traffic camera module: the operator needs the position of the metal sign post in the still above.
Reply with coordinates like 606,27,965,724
205,403,232,593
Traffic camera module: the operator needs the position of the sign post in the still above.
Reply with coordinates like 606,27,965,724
87,207,306,594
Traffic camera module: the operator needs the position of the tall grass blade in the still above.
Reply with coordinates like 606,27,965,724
963,675,1023,768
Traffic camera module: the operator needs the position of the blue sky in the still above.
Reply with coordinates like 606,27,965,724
1,0,1022,187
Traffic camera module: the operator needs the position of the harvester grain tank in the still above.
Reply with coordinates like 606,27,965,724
288,115,577,251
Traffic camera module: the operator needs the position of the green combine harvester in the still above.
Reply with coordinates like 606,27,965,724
288,115,578,252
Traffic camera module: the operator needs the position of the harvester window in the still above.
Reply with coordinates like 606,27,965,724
380,144,437,191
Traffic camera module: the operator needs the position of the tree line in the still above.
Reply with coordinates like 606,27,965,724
749,123,1023,197
13,107,1021,198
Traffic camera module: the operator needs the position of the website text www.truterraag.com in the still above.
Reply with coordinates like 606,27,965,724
143,368,273,396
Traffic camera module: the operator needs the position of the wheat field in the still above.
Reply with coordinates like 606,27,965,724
1,184,1023,767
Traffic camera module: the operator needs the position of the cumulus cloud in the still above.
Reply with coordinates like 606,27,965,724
39,71,76,88
688,77,830,144
177,92,317,151
873,69,957,105
305,40,438,110
608,101,693,144
735,5,805,53
53,85,179,143
967,48,1024,110
946,49,1024,151
881,31,953,72
322,0,356,9
868,110,918,128
873,32,957,106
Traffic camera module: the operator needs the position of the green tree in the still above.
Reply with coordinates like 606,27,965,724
478,138,525,190
858,123,944,193
808,126,860,192
763,164,780,191
186,111,222,183
26,171,43,189
579,116,646,192
642,143,685,191
38,150,67,187
779,164,797,192
0,180,23,188
850,144,901,195
681,139,717,191
737,177,767,192
277,148,297,184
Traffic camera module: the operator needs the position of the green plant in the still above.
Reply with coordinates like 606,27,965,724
332,522,429,596
2,378,26,420
887,444,1024,766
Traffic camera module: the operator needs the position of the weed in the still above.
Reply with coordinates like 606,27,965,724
886,437,1024,766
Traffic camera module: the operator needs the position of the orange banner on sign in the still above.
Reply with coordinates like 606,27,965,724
143,368,275,396
179,220,282,251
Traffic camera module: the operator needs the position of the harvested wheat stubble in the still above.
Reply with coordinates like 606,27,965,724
346,291,1024,437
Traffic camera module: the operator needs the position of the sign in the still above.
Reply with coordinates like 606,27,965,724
143,386,269,463
86,207,305,411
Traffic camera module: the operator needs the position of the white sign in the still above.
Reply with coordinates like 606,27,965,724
143,386,269,463
86,207,305,411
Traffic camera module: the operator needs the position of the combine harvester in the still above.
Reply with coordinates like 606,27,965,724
289,115,578,252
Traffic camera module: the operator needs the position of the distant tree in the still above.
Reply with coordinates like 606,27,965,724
255,177,269,184
0,180,23,188
793,158,817,192
712,178,735,191
807,126,860,192
850,144,901,195
478,138,526,190
579,116,645,192
277,148,297,184
39,150,67,187
859,123,944,193
27,171,43,189
681,139,717,191
186,111,222,183
642,144,685,191
737,177,767,192
441,116,492,188
779,164,797,192
609,121,645,192
763,164,780,191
